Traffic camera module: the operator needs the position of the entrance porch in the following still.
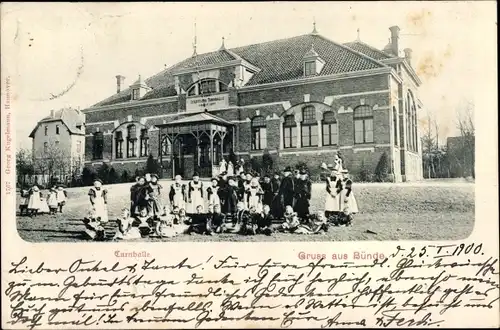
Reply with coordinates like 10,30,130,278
156,112,235,179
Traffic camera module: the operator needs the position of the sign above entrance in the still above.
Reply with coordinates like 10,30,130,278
186,93,229,112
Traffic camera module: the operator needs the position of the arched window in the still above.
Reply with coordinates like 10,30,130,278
406,93,412,150
93,132,104,160
127,125,137,158
115,131,124,159
140,128,149,157
251,116,267,150
301,106,318,147
354,105,374,144
56,125,60,135
283,115,297,148
322,111,338,146
393,106,398,146
187,78,227,96
161,134,171,156
43,142,48,153
44,126,48,136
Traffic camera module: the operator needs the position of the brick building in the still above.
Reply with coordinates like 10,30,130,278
82,25,423,181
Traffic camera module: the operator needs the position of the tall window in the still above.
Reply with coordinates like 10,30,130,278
322,111,338,146
393,107,398,146
283,115,297,148
251,116,267,150
132,89,140,100
200,79,217,94
161,135,171,156
56,125,60,135
115,131,124,159
44,126,48,136
304,61,316,76
140,128,149,157
354,105,374,144
76,140,82,154
93,132,104,159
301,106,318,147
43,142,48,153
127,125,137,158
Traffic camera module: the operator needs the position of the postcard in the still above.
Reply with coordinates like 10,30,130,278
1,2,498,329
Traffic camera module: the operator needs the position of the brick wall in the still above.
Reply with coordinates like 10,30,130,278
85,101,178,123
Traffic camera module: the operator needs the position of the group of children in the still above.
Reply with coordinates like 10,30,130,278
82,152,358,241
19,185,67,216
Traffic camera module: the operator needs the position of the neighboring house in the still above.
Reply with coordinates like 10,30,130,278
82,24,423,182
29,107,86,184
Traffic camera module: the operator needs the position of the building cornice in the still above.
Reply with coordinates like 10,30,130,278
381,57,422,86
238,67,392,93
82,96,178,113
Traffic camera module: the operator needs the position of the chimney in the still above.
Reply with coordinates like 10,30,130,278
50,109,55,118
389,25,400,56
115,75,125,94
404,48,413,65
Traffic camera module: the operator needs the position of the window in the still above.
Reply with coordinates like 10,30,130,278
283,115,297,148
115,131,124,159
127,125,137,158
55,141,60,146
200,79,217,94
354,105,374,144
322,111,338,146
56,125,60,135
44,126,48,136
76,140,82,154
161,135,171,156
186,78,227,96
304,61,316,76
132,89,140,100
43,142,48,153
92,132,104,159
251,116,267,150
140,129,149,157
393,107,398,146
301,106,318,147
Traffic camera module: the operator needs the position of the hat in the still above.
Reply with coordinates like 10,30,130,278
151,173,159,179
284,166,292,172
193,172,200,177
327,164,334,169
341,169,349,174
175,175,182,180
219,171,227,176
263,173,271,178
211,177,219,182
94,178,103,184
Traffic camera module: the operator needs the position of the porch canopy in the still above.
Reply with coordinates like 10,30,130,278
156,112,235,178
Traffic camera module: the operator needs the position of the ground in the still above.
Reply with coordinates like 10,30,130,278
15,179,474,242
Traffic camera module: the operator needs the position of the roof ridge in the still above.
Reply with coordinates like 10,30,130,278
345,39,395,58
315,34,388,68
229,33,309,52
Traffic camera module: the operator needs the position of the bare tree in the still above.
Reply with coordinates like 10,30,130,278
34,139,72,186
455,100,475,179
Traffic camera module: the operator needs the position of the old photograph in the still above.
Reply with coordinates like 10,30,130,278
11,3,475,243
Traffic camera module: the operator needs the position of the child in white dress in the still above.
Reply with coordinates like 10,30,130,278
88,179,108,223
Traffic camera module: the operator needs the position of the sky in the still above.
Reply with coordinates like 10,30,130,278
1,2,495,150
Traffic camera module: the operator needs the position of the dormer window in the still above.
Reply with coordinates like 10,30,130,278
304,61,316,76
132,88,140,100
187,78,228,96
303,44,325,77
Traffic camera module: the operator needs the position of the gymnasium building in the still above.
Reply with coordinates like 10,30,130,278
81,24,423,182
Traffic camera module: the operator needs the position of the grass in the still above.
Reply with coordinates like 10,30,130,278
15,180,475,242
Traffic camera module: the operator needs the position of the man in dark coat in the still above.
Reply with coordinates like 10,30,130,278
270,172,281,217
260,174,274,208
278,166,295,219
294,169,312,219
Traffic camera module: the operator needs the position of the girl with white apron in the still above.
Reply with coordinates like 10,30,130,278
187,174,204,214
88,179,109,223
227,161,234,177
56,186,67,213
324,172,343,218
206,178,221,213
245,179,264,213
219,159,227,174
340,171,359,214
169,175,186,211
27,185,44,217
47,188,59,214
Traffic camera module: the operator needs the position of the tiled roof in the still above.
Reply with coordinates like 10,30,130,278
30,108,85,137
91,33,388,107
343,40,395,60
158,112,234,127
